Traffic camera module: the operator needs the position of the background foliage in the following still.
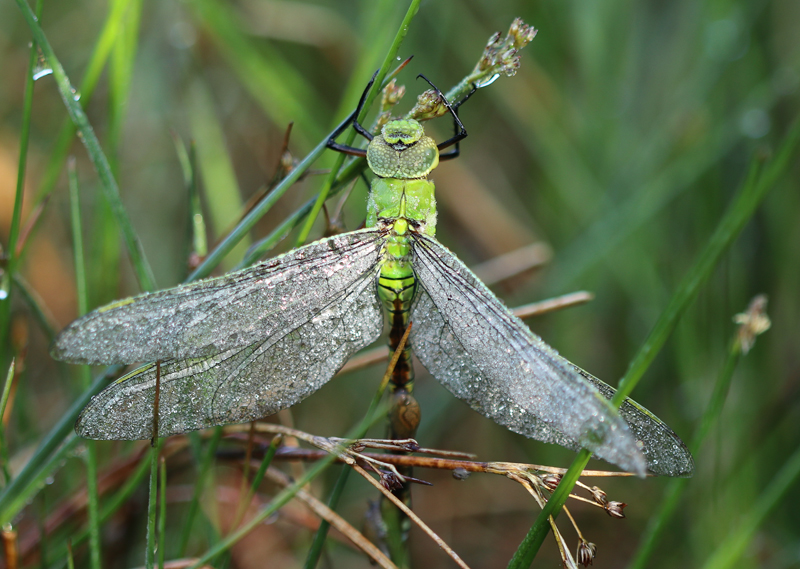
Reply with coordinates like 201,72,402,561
0,0,798,567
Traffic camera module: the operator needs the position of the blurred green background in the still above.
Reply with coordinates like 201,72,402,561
1,0,798,567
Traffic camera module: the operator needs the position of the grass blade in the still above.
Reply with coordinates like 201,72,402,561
699,444,800,569
0,0,40,389
0,360,15,486
295,0,422,246
507,118,800,569
177,428,223,557
14,0,157,293
68,158,102,569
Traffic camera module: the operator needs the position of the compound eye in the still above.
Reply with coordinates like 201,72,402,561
382,119,424,145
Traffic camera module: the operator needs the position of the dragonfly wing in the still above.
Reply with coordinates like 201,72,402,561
409,234,647,476
572,366,694,477
75,260,384,440
53,229,385,364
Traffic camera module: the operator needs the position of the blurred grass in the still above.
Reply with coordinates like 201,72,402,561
0,0,798,568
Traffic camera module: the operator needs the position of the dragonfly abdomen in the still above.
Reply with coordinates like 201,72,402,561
377,256,417,392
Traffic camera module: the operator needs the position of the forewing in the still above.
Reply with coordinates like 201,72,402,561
573,366,694,477
409,234,647,476
75,260,383,439
53,229,385,364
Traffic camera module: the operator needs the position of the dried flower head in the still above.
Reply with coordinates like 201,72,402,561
381,78,406,112
605,501,627,519
588,486,608,506
734,294,771,354
542,473,562,492
379,469,405,491
576,539,597,567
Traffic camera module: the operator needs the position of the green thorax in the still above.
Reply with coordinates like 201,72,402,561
365,119,438,237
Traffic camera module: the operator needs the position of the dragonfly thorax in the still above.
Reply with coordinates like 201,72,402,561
367,119,439,179
367,177,437,236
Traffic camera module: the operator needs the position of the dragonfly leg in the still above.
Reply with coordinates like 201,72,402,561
326,70,378,157
416,74,470,158
439,82,478,161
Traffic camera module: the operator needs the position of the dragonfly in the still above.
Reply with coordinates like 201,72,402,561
51,73,694,478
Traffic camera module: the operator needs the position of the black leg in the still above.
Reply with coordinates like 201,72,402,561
326,70,379,156
415,74,470,160
439,82,478,160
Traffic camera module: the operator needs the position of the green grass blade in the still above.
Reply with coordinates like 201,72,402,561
14,0,157,293
68,451,152,555
67,159,88,319
0,366,121,523
10,274,58,343
0,0,40,386
172,134,207,268
614,120,799,404
507,118,800,569
303,466,352,569
305,323,408,568
88,0,142,308
186,401,390,569
177,427,223,557
0,360,15,486
237,135,369,268
33,0,133,206
295,0,421,246
0,435,81,527
628,347,742,568
187,113,354,280
699,444,800,569
68,157,102,569
189,0,326,146
189,81,249,270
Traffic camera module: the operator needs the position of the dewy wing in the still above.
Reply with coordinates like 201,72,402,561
52,71,693,477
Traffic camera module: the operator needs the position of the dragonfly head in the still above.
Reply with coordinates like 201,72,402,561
368,119,439,179
381,119,424,147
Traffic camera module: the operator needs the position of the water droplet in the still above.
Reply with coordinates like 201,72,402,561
32,47,53,81
45,476,55,485
452,467,470,480
33,67,53,81
71,87,81,102
0,290,7,300
475,73,500,88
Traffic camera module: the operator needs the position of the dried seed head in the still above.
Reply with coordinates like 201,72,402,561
605,501,627,519
576,539,597,567
380,470,405,491
409,89,449,121
589,486,608,506
542,473,562,492
381,78,405,112
734,294,770,354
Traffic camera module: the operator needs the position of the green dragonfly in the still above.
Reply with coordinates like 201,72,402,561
52,74,693,478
